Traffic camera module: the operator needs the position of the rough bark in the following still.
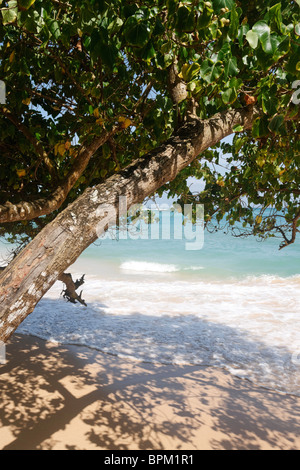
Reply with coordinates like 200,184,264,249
0,107,258,342
167,61,188,105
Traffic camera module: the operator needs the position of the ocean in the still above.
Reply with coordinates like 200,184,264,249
1,209,300,396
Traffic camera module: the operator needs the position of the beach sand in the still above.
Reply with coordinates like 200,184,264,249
0,333,299,450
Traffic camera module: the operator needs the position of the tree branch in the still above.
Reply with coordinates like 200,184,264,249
278,207,300,250
0,105,263,343
133,81,153,112
256,186,300,196
3,110,56,178
0,126,117,223
25,87,76,114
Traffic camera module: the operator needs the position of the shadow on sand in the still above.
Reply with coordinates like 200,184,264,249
0,332,299,450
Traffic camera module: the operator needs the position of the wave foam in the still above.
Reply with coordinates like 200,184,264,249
16,273,300,397
120,261,179,273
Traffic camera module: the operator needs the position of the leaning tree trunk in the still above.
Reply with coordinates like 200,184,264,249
0,108,257,343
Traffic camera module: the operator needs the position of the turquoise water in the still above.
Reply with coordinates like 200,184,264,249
76,212,300,280
2,212,299,396
1,211,298,280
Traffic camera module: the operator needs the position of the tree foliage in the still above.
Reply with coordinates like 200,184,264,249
0,0,299,249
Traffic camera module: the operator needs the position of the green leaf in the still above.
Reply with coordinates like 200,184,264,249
268,3,282,32
90,29,118,68
176,6,195,32
224,56,239,79
229,76,242,89
252,117,269,138
136,40,156,61
46,19,61,40
233,124,244,132
2,0,18,24
246,30,259,49
107,17,123,34
256,155,265,167
99,44,118,69
261,94,277,115
295,23,300,37
124,17,152,47
252,21,271,39
152,17,165,36
217,44,240,80
20,56,30,76
260,31,280,55
166,0,176,16
23,13,37,33
180,63,201,82
251,21,280,55
217,41,231,60
121,4,139,19
197,5,213,30
268,114,284,133
208,22,219,39
243,166,252,178
238,24,249,47
200,60,224,83
229,4,240,39
222,87,237,104
17,0,36,10
212,0,235,13
286,50,300,75
275,36,290,58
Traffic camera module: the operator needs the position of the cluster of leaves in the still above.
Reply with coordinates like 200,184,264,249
158,0,300,247
0,0,176,243
171,123,300,248
0,0,299,247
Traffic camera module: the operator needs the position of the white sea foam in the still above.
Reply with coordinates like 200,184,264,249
17,272,300,396
184,266,205,271
120,261,205,273
120,261,179,273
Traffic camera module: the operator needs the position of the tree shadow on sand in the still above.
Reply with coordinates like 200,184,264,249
0,321,299,449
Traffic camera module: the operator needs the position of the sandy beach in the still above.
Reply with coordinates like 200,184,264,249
0,333,298,450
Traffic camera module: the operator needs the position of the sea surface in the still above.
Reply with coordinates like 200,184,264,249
1,210,300,396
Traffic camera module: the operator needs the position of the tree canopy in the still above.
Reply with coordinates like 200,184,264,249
0,0,300,250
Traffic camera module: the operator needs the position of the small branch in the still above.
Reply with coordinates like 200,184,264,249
51,0,72,8
133,81,153,112
278,207,300,250
25,87,76,113
3,110,56,178
1,267,87,306
0,5,18,11
55,55,94,106
58,273,87,306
